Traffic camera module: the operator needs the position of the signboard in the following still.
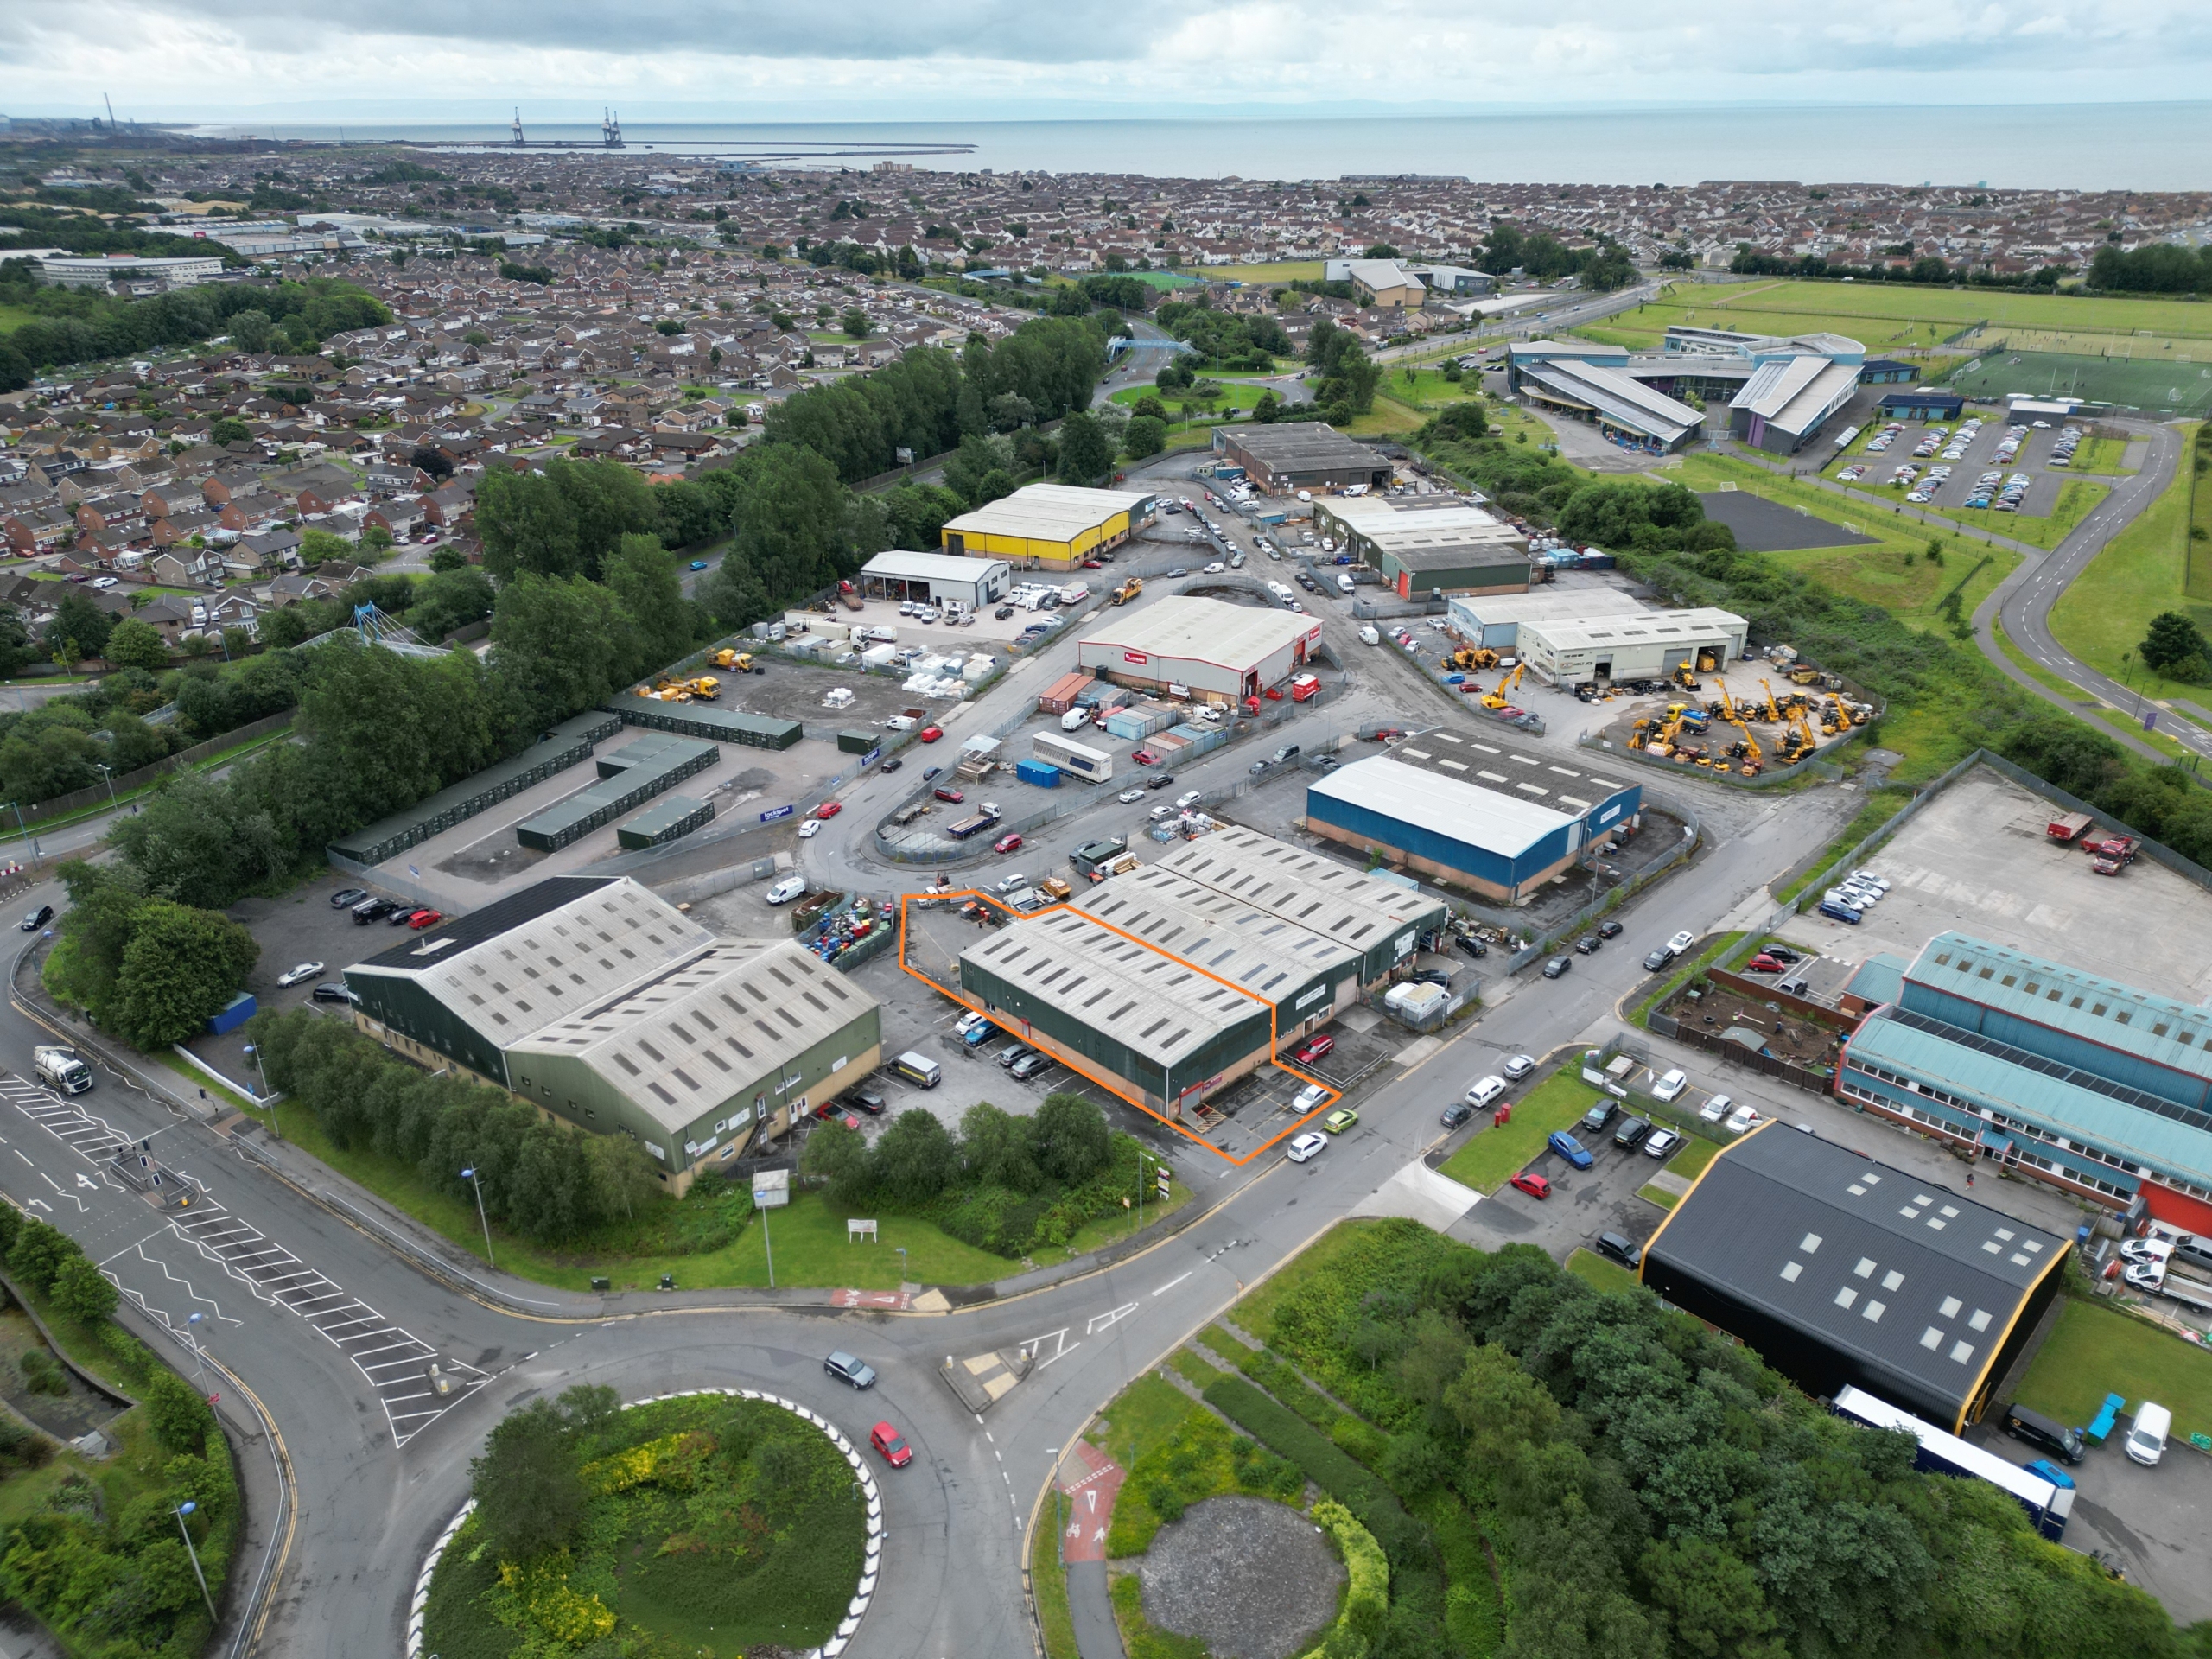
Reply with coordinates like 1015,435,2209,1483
1122,651,1149,665
752,1168,791,1210
759,804,796,823
863,746,882,766
1294,983,1329,1012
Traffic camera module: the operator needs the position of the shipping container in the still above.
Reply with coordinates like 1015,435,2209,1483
1014,760,1063,787
616,795,715,849
207,992,257,1036
836,729,879,755
1038,671,1094,715
1033,732,1113,782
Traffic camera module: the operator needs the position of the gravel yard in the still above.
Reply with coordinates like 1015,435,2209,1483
1137,1494,1343,1659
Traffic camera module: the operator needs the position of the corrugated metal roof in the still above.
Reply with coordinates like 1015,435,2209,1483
1516,359,1702,443
1075,864,1357,1006
861,549,1011,583
1907,932,2212,1089
1307,754,1570,860
1519,607,1746,653
1078,595,1317,671
942,483,1152,543
1648,1123,2064,1418
1847,1007,2212,1179
1321,497,1525,554
508,939,875,1136
962,909,1269,1066
1153,825,1443,950
1732,353,1827,420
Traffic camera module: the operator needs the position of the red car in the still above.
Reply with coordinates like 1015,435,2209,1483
1292,1033,1335,1065
815,801,843,819
1132,749,1160,766
1744,954,1785,974
813,1102,861,1131
870,1421,913,1467
1509,1172,1552,1200
994,832,1023,855
406,909,443,930
934,785,964,804
918,725,944,743
1081,558,1103,569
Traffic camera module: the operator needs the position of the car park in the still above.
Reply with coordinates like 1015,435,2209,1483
1541,956,1571,979
798,818,822,839
1287,1130,1329,1163
869,1421,913,1467
329,888,369,909
1293,1034,1336,1065
1612,1116,1651,1149
1643,1127,1681,1160
1547,1130,1594,1170
407,909,443,930
1502,1054,1536,1081
2000,1402,2085,1464
1700,1093,1732,1124
1815,900,1862,925
276,961,326,988
1651,1069,1689,1103
1594,1232,1643,1269
1323,1108,1358,1135
998,1041,1039,1069
823,1351,877,1390
1509,1171,1553,1199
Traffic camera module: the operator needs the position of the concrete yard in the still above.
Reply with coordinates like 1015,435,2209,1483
1789,763,2212,1001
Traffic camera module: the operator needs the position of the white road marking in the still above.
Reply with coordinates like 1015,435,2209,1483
1151,1272,1192,1296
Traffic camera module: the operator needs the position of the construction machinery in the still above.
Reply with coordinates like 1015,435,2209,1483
1777,710,1820,765
1110,577,1144,606
1481,663,1527,710
1447,644,1501,673
1671,660,1701,691
1725,716,1764,776
1664,701,1709,734
711,648,755,672
1757,678,1784,722
683,676,720,701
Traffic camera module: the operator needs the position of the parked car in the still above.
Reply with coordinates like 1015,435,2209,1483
1643,949,1672,972
329,887,368,909
1665,931,1696,956
994,832,1023,855
798,818,822,839
387,903,421,925
407,909,444,930
1293,1034,1336,1065
1010,1052,1052,1081
1286,1131,1329,1163
1509,1171,1553,1199
870,1421,913,1467
1643,1127,1682,1160
845,1089,888,1116
1541,956,1572,979
1594,1232,1643,1269
1581,1099,1617,1134
1723,1103,1762,1135
1117,787,1147,803
276,961,325,989
1440,1102,1473,1128
20,904,54,932
2024,1458,2075,1491
1174,790,1202,810
1573,934,1601,956
815,801,843,819
1613,1116,1651,1150
1293,1083,1329,1114
823,1351,877,1390
312,982,358,1005
2126,1402,2172,1466
1597,919,1624,939
880,757,903,773
1699,1093,1732,1124
1547,1131,1594,1170
998,1042,1039,1070
2000,1402,2085,1464
934,785,965,804
1411,968,1452,988
1651,1069,1689,1103
353,898,397,924
1502,1054,1536,1081
1466,1075,1508,1109
1323,1108,1359,1135
1816,900,1863,925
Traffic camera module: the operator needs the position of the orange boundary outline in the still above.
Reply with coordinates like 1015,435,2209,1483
897,887,1344,1164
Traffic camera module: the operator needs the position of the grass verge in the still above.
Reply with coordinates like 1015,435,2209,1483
1109,1572,1210,1659
1665,1137,1722,1180
2047,423,2206,705
1637,1184,1680,1209
1032,1503,1080,1659
1439,1066,1599,1193
2014,1295,2212,1446
1565,1248,1641,1295
1630,932,1745,1027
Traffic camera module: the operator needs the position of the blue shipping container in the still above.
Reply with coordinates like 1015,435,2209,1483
207,992,257,1036
1014,760,1063,787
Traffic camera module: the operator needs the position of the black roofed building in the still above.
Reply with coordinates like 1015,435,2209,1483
345,874,882,1192
1640,1122,2070,1432
1212,423,1392,494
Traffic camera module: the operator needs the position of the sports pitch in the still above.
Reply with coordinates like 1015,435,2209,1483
1949,348,2212,416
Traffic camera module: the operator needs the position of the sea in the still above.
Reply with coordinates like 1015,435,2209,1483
186,103,2212,193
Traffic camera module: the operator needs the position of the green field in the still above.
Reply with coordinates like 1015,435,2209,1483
2048,423,2206,704
1952,349,2212,417
1565,1248,1641,1294
2014,1296,2212,1447
1203,260,1326,286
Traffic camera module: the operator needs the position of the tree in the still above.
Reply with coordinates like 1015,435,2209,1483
476,467,582,582
842,308,871,338
208,416,251,447
800,1116,871,1199
226,308,273,353
52,1255,119,1325
297,527,353,569
410,444,455,481
7,1218,77,1295
872,1109,957,1207
143,1368,216,1455
102,617,170,671
585,1135,660,1221
111,899,259,1048
470,1399,587,1560
1032,1093,1109,1185
490,574,635,732
1057,410,1114,486
2141,611,2209,679
1123,415,1166,461
601,533,694,676
43,592,115,664
404,565,495,642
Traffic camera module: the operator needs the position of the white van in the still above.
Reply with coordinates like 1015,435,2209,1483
1060,707,1092,732
1336,573,1355,594
1465,1075,1509,1109
2126,1402,2171,1465
1360,625,1381,646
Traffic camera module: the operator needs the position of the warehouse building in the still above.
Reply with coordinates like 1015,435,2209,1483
1516,606,1748,688
1446,588,1646,652
346,876,882,1192
1641,1122,2070,1432
1151,824,1448,982
1305,742,1640,903
1313,498,1529,598
1211,423,1392,494
859,549,1013,612
1836,933,2212,1233
1077,595,1321,704
1730,353,1863,454
959,909,1275,1116
939,483,1155,569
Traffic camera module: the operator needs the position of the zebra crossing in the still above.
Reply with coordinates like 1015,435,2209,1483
0,1073,490,1448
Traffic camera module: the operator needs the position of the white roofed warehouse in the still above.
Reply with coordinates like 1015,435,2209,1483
939,483,1156,569
1077,595,1322,703
859,550,1013,613
1516,607,1748,688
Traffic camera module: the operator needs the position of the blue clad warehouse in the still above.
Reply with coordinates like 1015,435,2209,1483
1839,932,2212,1236
1304,735,1641,903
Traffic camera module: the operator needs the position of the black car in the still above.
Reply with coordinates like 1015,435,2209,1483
1612,1116,1650,1150
19,904,53,932
995,605,1016,620
880,756,903,773
1580,1099,1617,1134
353,898,397,924
823,1351,878,1390
1440,1102,1473,1128
1594,1232,1643,1270
388,905,423,925
846,1089,888,1116
1642,949,1672,972
1541,956,1571,979
1411,968,1453,988
1147,773,1176,791
1597,919,1624,939
1573,935,1600,955
312,982,358,1005
1457,935,1488,959
329,887,369,909
923,766,941,781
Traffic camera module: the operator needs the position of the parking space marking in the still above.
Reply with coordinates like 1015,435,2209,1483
0,1073,487,1449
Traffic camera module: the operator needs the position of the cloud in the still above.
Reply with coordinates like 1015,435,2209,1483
2,0,2207,115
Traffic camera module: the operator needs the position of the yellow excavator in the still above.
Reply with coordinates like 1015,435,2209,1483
1757,678,1785,722
1726,715,1763,776
1481,663,1527,710
1777,710,1820,764
1448,644,1501,673
1671,660,1701,692
1643,712,1685,757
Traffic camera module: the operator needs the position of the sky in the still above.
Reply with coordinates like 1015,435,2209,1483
4,0,2210,120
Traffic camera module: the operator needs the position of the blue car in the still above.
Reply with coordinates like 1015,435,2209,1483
1816,899,1863,925
1548,1130,1594,1170
689,558,709,571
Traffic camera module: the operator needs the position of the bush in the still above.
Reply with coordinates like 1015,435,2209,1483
1313,1497,1389,1644
50,1255,118,1325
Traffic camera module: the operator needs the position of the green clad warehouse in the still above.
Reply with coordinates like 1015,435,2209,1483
345,875,880,1192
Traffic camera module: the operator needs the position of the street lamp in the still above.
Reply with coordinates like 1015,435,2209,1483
95,761,117,813
186,1311,207,1390
174,1501,219,1621
2,800,39,861
461,1166,495,1268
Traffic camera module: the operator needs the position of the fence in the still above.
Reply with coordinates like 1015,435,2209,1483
1764,746,1991,905
1647,1015,1836,1096
1498,797,1704,972
1582,728,1851,789
9,709,296,828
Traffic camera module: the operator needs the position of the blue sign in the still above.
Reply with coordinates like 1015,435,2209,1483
863,747,882,766
759,804,796,823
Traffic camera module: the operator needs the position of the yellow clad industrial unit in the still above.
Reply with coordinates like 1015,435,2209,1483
939,483,1156,569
